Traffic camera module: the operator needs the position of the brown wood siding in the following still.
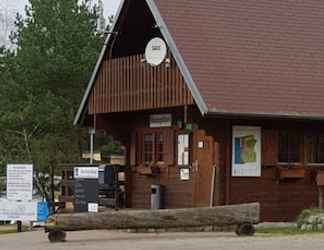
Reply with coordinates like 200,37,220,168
88,53,193,114
94,107,324,221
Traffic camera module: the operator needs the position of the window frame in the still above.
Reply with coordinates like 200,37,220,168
305,133,324,165
277,130,302,166
141,129,166,166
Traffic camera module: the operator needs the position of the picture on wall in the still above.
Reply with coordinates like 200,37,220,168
232,126,261,177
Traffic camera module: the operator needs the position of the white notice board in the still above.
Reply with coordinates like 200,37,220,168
0,200,37,221
177,134,189,166
6,164,33,201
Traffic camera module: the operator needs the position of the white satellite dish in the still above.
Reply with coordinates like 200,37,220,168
145,37,167,66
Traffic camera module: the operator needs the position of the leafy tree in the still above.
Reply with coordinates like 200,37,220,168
0,0,105,210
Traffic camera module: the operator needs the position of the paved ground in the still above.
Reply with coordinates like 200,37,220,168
1,230,324,250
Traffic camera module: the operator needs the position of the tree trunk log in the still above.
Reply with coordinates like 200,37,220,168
46,203,259,231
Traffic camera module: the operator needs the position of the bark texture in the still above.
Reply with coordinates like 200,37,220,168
46,203,260,231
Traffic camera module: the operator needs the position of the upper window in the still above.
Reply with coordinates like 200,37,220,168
278,131,301,163
305,134,324,164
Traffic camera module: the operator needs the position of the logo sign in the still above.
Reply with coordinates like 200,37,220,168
74,167,99,179
6,164,33,201
150,114,172,128
145,37,167,66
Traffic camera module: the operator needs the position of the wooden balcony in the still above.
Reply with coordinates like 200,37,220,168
88,53,193,114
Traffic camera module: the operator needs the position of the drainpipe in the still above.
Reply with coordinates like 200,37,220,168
89,128,96,164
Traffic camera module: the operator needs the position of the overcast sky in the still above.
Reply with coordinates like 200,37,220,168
0,0,121,46
1,0,121,18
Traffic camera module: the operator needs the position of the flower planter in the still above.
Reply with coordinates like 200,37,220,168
279,167,305,179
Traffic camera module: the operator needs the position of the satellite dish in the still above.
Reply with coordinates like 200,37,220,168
145,37,167,66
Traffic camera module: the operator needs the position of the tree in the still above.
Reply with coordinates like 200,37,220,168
0,0,105,210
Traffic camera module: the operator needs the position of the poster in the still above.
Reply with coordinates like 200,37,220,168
232,126,261,177
6,164,33,201
177,134,189,166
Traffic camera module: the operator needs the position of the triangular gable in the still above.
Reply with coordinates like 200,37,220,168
73,0,207,125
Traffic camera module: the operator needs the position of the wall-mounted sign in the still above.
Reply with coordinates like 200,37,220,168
178,134,190,166
74,167,99,179
88,203,98,213
180,168,190,181
6,164,33,201
150,114,172,128
145,37,167,66
232,126,261,177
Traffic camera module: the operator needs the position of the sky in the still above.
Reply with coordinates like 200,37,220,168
0,0,121,46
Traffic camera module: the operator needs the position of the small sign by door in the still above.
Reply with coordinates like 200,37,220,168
180,168,190,181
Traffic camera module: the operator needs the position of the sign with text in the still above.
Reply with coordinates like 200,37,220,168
177,134,190,166
232,126,261,177
150,114,172,128
74,167,99,179
0,200,48,221
74,179,99,213
0,200,37,221
6,164,33,201
180,168,190,181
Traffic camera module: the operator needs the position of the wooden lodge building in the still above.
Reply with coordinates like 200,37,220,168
74,0,324,221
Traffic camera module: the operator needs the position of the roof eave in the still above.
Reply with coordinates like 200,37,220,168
206,109,324,121
73,0,126,126
145,0,208,116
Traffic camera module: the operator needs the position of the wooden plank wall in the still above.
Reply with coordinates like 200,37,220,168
88,53,193,114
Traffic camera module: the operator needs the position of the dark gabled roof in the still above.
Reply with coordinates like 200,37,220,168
75,0,324,125
154,0,324,119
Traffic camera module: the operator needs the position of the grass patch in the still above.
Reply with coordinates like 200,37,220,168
256,225,324,236
0,225,28,235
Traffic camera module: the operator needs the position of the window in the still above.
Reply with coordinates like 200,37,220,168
156,132,164,162
278,131,301,163
305,134,324,163
144,133,154,163
143,132,165,165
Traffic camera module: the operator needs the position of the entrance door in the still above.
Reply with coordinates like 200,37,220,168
192,130,217,207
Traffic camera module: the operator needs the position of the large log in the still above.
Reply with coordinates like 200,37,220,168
46,203,259,232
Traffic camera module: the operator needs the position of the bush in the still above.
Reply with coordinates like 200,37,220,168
297,208,324,229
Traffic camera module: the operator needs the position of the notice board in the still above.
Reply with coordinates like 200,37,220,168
6,164,33,201
74,179,99,213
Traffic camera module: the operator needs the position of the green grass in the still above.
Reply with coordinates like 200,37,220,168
256,226,324,236
0,225,28,235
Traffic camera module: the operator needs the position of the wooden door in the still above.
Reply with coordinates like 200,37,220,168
192,130,216,207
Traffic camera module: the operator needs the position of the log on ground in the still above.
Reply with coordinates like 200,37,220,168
45,203,260,232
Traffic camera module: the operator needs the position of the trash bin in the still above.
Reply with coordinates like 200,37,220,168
151,185,164,209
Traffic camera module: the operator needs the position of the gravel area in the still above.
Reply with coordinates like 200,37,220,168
1,230,324,250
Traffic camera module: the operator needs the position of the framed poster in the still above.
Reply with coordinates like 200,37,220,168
232,126,261,177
